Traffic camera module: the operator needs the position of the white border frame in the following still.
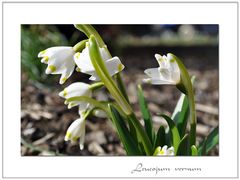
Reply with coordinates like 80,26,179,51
2,1,239,179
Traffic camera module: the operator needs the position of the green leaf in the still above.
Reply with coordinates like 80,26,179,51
172,76,195,138
127,113,153,155
137,85,155,144
109,105,141,155
115,73,130,104
191,145,198,156
198,126,219,155
154,126,166,148
171,93,189,138
159,115,181,152
176,134,190,156
200,138,207,155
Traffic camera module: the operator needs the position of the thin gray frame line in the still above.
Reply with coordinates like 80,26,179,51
2,2,4,180
2,1,239,179
1,1,239,3
1,176,239,179
237,1,239,179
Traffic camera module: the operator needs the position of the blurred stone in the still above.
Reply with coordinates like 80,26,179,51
148,103,160,113
21,146,28,155
21,111,27,119
197,124,210,137
128,83,138,103
23,128,36,136
85,131,107,145
45,96,55,106
115,145,126,155
88,142,105,155
39,151,55,156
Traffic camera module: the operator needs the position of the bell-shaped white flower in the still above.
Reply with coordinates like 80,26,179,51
59,82,92,113
74,45,124,81
38,46,75,84
154,145,174,156
143,53,180,85
65,117,86,150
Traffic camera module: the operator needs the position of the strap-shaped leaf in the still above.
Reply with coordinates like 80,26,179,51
109,105,141,155
154,126,166,148
172,77,195,138
198,126,219,155
137,85,155,144
159,115,181,152
171,93,189,137
176,134,190,156
191,145,198,156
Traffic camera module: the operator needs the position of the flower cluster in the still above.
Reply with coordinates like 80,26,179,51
38,39,124,149
36,24,215,157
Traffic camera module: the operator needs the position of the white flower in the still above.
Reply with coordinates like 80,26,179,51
74,45,124,81
65,117,86,150
59,82,92,113
154,145,174,156
38,46,75,84
143,53,180,85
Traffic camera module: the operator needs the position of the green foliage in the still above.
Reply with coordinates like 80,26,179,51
198,126,219,155
21,25,68,84
137,85,155,144
176,134,190,155
172,76,195,138
172,93,189,138
154,126,166,148
159,114,181,153
109,105,142,155
191,145,198,156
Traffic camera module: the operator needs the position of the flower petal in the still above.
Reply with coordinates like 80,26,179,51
144,68,160,78
143,78,175,85
59,82,91,99
79,127,85,150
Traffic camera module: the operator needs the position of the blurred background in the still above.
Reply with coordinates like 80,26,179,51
21,24,219,156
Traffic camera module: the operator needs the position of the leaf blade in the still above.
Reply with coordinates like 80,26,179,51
176,134,190,156
159,114,181,153
198,126,219,155
137,85,155,144
154,126,166,148
109,105,141,155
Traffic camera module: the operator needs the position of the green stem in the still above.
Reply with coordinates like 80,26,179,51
89,82,104,90
75,24,130,108
73,39,88,52
128,113,153,155
74,24,105,47
66,96,109,115
88,36,132,115
170,53,196,146
115,73,130,103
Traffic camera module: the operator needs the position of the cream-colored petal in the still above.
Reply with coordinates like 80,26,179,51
59,82,91,99
79,128,85,150
145,78,175,85
74,50,95,73
105,57,125,76
99,46,111,61
167,146,174,155
144,68,160,78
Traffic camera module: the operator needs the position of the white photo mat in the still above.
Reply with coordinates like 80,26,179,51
2,2,238,178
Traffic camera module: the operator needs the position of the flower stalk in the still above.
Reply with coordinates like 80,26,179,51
88,35,132,115
73,39,88,52
170,53,196,146
74,24,105,47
